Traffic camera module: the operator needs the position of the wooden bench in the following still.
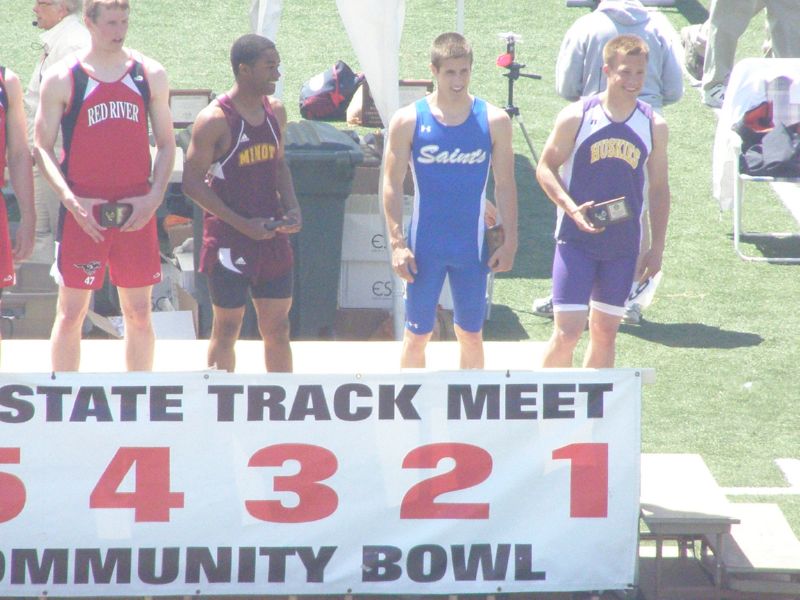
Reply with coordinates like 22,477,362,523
639,453,740,600
705,503,800,598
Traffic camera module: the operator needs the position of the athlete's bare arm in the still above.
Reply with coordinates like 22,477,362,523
382,105,416,283
121,56,175,233
638,114,670,282
269,97,301,235
4,69,35,261
486,103,517,273
182,101,276,241
536,101,601,234
34,62,106,243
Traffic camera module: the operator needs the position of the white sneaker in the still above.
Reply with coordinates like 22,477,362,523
622,303,642,325
703,84,725,108
532,295,554,318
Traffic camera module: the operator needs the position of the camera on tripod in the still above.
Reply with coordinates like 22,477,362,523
494,32,541,164
495,32,540,118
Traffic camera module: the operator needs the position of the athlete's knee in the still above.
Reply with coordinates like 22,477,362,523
212,317,243,343
550,322,584,350
259,315,290,343
122,302,153,332
454,326,482,347
588,319,620,347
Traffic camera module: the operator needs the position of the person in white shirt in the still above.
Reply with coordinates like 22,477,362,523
25,0,90,263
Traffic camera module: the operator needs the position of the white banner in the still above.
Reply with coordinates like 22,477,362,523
0,369,641,596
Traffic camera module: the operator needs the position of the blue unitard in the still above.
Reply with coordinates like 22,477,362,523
405,97,492,334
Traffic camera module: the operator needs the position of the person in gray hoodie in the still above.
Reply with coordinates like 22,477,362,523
555,0,683,110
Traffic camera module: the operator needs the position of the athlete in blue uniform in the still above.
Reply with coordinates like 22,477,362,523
383,32,518,369
536,34,671,368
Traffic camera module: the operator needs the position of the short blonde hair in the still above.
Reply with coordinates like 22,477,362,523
603,34,649,67
84,0,129,22
430,32,473,69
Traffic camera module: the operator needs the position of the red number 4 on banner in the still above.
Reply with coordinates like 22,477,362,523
90,448,185,522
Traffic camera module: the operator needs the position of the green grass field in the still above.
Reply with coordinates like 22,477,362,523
3,0,798,534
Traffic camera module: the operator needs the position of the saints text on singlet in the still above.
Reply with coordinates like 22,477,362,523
557,95,653,258
60,56,151,199
409,97,492,261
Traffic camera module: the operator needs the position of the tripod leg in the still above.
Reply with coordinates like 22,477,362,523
513,113,539,167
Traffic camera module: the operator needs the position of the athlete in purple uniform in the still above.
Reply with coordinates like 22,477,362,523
183,34,301,373
384,32,518,369
536,35,670,368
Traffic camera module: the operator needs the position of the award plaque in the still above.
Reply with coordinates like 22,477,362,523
587,196,631,228
485,224,505,262
99,202,133,228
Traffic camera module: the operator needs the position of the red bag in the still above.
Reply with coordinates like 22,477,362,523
299,61,363,121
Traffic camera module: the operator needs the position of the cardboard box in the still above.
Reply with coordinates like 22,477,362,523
341,194,413,261
338,260,454,310
339,260,394,310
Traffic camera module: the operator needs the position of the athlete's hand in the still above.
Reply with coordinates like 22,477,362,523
120,191,161,233
276,208,302,234
67,195,106,243
484,201,498,227
635,246,663,284
488,240,517,273
238,217,277,241
570,201,604,234
12,218,35,262
391,245,417,283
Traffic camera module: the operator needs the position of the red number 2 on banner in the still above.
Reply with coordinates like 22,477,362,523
400,443,492,519
246,444,338,523
0,448,26,523
552,443,608,518
89,448,185,522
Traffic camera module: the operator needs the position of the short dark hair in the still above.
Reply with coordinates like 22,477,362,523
430,32,473,69
230,34,276,77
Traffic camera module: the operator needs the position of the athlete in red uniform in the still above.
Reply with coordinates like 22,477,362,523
183,34,301,373
0,65,36,357
34,0,176,371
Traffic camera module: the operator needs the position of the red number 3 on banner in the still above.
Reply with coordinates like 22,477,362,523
245,443,339,523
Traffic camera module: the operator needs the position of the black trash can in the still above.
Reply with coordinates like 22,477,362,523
285,120,363,339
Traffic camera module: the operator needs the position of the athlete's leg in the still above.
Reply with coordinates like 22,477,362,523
401,329,433,368
206,265,250,372
540,242,594,368
117,285,155,372
50,286,92,371
541,309,588,368
447,260,490,370
208,305,245,372
454,325,484,369
584,254,638,367
402,253,446,368
584,308,623,368
253,297,293,372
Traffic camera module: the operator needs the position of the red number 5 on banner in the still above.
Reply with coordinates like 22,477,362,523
0,448,26,522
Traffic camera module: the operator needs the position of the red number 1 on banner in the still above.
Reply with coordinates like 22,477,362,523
552,443,608,518
90,448,185,522
0,448,26,523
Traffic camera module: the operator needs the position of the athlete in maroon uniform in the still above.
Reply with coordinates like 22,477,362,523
34,0,176,371
183,35,301,373
0,65,35,347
